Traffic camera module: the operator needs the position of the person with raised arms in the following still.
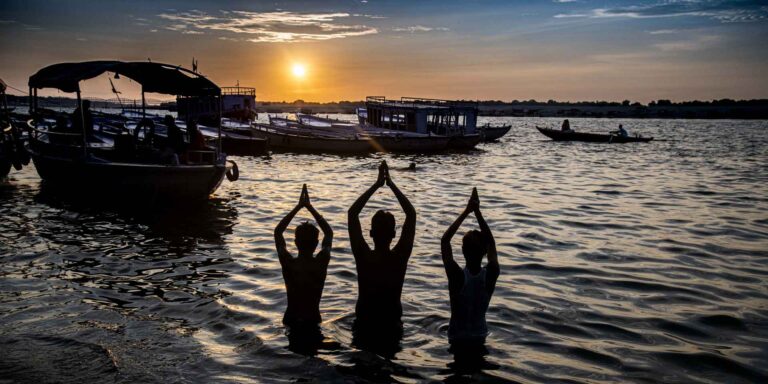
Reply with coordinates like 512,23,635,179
441,187,500,345
274,184,333,328
348,160,416,331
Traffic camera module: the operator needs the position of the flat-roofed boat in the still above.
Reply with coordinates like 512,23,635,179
536,126,653,143
26,61,238,202
359,97,506,148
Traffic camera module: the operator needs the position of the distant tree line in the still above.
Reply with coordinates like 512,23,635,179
475,99,768,108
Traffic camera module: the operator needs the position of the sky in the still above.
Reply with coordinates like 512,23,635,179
1,0,767,102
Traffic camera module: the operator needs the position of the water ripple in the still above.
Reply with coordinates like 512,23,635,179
2,117,768,383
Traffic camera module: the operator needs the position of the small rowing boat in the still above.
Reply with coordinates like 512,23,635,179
536,127,653,143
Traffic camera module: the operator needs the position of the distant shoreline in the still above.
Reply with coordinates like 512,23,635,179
7,95,768,119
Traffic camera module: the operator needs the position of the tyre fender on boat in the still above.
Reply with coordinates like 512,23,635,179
226,160,239,181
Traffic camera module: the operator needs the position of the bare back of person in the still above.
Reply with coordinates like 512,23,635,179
355,247,410,323
281,252,329,325
348,161,416,327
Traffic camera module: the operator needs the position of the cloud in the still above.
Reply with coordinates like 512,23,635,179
654,35,722,51
392,25,449,33
158,10,378,42
648,29,680,34
554,1,768,23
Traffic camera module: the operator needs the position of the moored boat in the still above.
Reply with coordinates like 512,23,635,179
479,123,511,142
1,78,29,177
254,124,451,153
359,98,507,148
26,61,238,202
252,124,373,153
200,124,267,156
536,126,653,143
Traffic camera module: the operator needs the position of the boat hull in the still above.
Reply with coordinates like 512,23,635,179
367,135,451,152
447,134,482,150
481,126,511,142
536,127,653,143
253,127,373,153
221,135,268,156
29,149,227,202
254,125,455,153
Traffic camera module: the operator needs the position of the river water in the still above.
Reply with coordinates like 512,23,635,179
1,117,767,383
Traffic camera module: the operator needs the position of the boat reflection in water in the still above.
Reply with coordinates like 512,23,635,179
33,181,239,242
26,61,238,203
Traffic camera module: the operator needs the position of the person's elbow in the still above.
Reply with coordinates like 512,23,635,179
441,233,452,247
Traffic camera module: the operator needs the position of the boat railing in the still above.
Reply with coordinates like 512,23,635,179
27,119,84,140
365,96,479,109
221,87,256,97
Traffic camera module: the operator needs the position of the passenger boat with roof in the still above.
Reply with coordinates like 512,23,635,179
26,61,238,201
360,96,489,149
176,85,267,155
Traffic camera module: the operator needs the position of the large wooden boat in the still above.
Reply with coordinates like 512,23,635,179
26,61,237,202
1,78,29,177
200,122,267,156
536,126,653,143
358,98,507,148
178,85,257,125
254,122,451,153
252,124,373,153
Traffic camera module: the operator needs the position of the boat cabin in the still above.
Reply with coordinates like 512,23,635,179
178,86,257,124
362,96,479,136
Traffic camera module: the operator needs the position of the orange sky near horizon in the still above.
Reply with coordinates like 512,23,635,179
2,1,767,104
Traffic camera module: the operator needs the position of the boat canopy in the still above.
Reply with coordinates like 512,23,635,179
28,61,220,96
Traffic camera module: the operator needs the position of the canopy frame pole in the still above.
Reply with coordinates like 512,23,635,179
141,87,146,119
28,87,33,114
217,93,222,156
77,89,87,157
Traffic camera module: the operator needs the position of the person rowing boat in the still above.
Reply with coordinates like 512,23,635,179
611,124,629,138
561,119,573,132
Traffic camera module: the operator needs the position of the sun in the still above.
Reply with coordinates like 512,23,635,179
291,63,307,78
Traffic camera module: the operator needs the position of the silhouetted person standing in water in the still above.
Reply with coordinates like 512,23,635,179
275,184,333,327
349,160,416,337
442,187,499,346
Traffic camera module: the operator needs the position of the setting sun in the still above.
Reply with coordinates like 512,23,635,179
291,63,306,78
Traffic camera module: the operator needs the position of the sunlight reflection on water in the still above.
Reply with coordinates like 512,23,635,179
1,117,768,383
